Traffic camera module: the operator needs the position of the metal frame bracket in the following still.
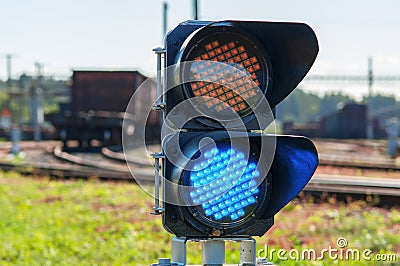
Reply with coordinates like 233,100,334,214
152,47,167,110
151,151,165,215
150,47,167,216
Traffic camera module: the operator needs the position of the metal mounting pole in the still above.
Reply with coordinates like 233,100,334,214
240,239,256,266
172,237,187,265
153,237,271,265
202,240,225,266
186,238,259,266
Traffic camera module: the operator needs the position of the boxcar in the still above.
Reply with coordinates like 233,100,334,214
48,70,160,148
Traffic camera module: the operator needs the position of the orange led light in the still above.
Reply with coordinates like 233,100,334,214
188,38,264,115
212,41,219,47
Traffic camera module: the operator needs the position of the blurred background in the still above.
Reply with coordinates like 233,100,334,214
0,0,399,144
0,1,399,265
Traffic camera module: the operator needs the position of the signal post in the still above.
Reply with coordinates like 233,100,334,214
150,20,319,265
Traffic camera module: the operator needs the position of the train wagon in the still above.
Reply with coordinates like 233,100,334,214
283,103,367,139
47,70,159,148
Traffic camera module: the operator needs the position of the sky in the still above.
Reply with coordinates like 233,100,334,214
1,0,400,98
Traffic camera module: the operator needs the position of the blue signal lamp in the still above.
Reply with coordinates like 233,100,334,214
187,142,261,223
162,131,318,237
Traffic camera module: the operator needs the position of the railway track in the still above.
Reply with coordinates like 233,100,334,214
0,160,132,180
0,142,153,182
0,142,398,205
319,153,400,171
308,174,400,196
305,175,400,206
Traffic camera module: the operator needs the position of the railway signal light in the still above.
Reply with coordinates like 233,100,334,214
161,20,319,238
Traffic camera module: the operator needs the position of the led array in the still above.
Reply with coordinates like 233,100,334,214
189,40,262,114
188,146,260,222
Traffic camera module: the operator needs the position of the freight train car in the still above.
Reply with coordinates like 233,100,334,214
319,103,367,139
283,103,367,139
47,70,160,148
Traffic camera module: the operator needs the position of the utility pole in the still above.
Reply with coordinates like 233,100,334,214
367,57,374,139
163,1,168,39
6,54,20,154
1,53,17,109
0,53,15,83
35,62,44,77
6,54,12,87
368,57,373,96
33,62,44,141
193,0,199,20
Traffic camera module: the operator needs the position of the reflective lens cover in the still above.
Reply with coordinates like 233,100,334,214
181,141,267,227
182,29,270,121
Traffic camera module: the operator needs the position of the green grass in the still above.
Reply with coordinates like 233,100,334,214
0,172,398,265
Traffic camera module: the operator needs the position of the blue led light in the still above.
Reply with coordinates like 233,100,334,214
187,143,262,223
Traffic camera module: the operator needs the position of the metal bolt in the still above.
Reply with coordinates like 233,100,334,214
211,228,222,236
